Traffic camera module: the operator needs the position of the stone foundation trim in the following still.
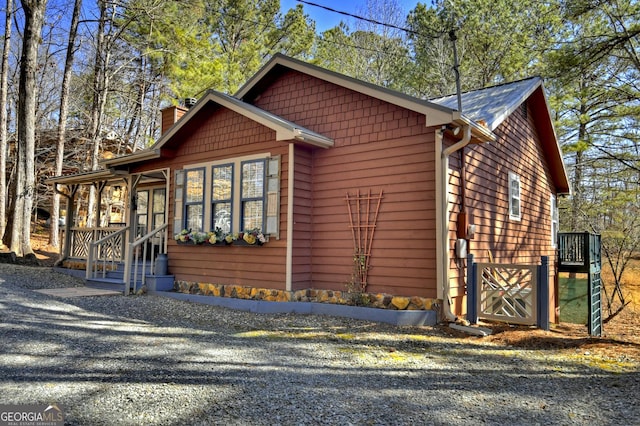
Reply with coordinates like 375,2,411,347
162,291,437,326
174,280,436,312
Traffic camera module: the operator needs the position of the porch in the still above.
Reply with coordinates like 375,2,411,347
48,168,175,294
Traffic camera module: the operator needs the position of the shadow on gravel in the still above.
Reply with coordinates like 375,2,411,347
1,284,638,425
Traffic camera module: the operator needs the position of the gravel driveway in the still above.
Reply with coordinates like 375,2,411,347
1,264,638,425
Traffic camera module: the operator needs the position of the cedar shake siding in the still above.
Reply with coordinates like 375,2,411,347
448,101,558,314
251,69,440,298
133,105,290,290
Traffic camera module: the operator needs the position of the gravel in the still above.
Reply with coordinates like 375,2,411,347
1,263,639,425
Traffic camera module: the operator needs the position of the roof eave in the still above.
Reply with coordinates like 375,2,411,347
290,129,334,148
101,149,161,168
46,169,122,185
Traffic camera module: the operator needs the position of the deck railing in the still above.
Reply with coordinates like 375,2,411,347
558,232,601,273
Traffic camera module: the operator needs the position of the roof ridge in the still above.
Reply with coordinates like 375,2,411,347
429,76,541,101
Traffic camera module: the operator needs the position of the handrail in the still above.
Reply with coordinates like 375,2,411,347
123,224,168,295
87,226,129,280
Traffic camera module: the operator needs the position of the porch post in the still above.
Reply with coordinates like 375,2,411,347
163,168,170,253
127,175,141,244
62,184,78,260
537,256,550,330
94,180,108,228
466,253,477,324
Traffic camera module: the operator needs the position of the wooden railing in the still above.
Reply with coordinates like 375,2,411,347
123,224,168,295
86,226,129,280
558,232,601,273
71,227,126,260
467,255,549,330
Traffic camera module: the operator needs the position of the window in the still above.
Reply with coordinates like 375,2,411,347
241,160,265,231
212,164,233,233
185,168,205,231
135,190,148,238
550,194,558,247
177,154,279,236
152,188,166,231
508,172,521,221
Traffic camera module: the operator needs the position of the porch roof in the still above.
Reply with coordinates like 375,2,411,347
46,169,125,186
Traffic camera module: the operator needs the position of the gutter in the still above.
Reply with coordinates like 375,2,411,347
439,125,472,322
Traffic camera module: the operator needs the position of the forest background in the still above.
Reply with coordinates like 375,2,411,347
0,0,639,315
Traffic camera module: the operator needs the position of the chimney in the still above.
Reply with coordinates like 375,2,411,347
160,104,189,135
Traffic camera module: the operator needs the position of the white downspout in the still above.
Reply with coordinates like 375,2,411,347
285,142,294,291
439,124,471,322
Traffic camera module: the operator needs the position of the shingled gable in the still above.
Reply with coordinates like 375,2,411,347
431,77,570,194
103,89,334,169
235,53,496,144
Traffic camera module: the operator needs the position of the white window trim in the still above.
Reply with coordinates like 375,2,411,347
550,194,558,248
508,171,521,221
182,152,271,233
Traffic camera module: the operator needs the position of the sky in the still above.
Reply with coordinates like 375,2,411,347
279,0,424,33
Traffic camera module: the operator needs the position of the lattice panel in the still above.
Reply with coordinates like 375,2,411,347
71,230,93,258
97,231,124,260
476,263,538,325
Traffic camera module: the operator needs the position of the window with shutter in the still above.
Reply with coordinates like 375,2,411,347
176,154,280,239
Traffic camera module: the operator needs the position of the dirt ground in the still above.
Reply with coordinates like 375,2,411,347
11,226,640,362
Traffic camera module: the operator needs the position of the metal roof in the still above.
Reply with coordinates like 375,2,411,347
430,77,542,131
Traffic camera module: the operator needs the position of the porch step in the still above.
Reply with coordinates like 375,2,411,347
86,277,126,292
86,275,175,293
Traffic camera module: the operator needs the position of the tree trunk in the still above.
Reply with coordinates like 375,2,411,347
0,0,13,245
87,0,110,228
12,0,48,256
49,0,82,247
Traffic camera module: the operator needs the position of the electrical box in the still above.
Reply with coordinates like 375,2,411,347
455,238,467,259
457,212,475,240
467,224,476,239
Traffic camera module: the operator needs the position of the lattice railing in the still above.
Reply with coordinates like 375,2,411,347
476,263,538,325
70,227,126,260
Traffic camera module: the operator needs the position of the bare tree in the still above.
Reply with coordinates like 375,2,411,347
49,0,82,247
12,0,48,256
86,0,111,227
0,0,13,245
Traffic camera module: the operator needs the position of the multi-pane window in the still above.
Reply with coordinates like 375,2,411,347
508,172,521,221
152,188,166,230
212,164,233,233
185,168,205,231
180,156,275,235
135,190,148,238
241,160,265,231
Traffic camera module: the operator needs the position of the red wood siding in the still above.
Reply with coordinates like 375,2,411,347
292,145,313,288
252,70,439,298
448,102,558,316
133,105,290,290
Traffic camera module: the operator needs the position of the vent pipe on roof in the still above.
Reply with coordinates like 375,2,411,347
184,97,197,108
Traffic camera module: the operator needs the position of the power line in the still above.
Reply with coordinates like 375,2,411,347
296,0,445,39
